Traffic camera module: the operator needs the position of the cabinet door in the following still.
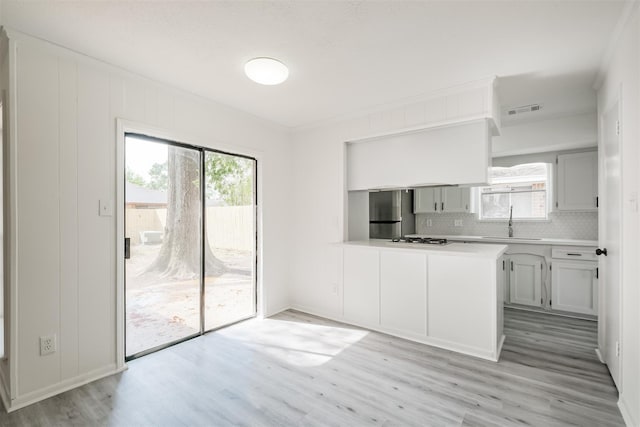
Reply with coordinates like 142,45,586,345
428,255,494,353
509,255,543,307
343,247,380,326
551,261,598,315
557,151,598,211
380,251,427,336
414,187,440,213
442,187,470,213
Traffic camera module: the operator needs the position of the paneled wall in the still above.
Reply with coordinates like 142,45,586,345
1,30,291,409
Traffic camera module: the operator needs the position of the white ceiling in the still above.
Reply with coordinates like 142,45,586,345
0,1,629,129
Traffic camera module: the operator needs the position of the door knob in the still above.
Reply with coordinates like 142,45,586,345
596,248,608,256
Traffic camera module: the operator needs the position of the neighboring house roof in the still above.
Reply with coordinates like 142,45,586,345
125,181,225,206
126,182,166,205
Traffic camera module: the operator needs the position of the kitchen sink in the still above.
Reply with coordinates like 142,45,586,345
481,236,542,240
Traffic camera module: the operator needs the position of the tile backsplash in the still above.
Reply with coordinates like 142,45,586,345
415,211,598,240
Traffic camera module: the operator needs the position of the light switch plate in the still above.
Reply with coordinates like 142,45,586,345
99,199,113,217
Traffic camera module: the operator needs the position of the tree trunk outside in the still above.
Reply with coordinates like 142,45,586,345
146,146,227,279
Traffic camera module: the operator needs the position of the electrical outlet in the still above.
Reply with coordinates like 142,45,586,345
427,219,433,227
40,335,56,356
331,284,339,296
454,220,463,227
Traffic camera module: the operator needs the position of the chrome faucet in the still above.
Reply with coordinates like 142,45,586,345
508,205,514,237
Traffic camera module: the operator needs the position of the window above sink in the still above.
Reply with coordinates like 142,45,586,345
477,163,552,221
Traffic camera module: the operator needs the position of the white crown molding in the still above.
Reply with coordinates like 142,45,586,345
593,0,639,90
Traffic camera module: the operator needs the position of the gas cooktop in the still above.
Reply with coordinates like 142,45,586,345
390,237,450,245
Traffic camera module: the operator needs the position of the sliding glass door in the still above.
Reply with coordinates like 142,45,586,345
204,151,256,331
124,134,256,359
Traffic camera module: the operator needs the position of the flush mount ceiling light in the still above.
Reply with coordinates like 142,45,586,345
244,57,289,85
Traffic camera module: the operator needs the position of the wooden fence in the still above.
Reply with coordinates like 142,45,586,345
125,206,254,251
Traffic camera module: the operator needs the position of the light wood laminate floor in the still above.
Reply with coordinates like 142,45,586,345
0,308,624,426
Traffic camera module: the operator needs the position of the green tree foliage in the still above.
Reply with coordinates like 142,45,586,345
126,166,147,187
129,154,253,206
148,162,168,190
205,153,253,206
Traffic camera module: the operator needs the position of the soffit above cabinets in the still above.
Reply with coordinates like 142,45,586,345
347,119,491,191
347,76,501,143
346,78,498,191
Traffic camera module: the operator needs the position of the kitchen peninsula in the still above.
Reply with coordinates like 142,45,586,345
336,240,508,361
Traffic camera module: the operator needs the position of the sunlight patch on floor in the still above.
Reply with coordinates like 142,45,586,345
218,318,369,367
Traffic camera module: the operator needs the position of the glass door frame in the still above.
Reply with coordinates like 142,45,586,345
123,131,258,361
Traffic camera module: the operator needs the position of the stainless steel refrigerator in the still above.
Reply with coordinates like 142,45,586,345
369,190,415,239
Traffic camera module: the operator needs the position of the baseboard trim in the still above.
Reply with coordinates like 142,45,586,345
290,305,500,362
263,304,292,318
6,364,127,413
289,304,344,322
618,394,638,427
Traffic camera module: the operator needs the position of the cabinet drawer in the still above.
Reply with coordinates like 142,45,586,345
552,247,597,261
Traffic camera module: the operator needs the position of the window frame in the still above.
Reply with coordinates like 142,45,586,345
476,163,553,222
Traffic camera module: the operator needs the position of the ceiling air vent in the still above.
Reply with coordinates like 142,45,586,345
506,104,542,116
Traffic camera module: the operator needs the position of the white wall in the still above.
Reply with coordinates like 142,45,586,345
1,30,292,410
492,112,597,157
596,5,640,426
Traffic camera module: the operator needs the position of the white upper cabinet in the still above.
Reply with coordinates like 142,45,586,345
414,187,470,213
414,187,440,213
556,151,598,211
347,119,492,191
442,187,470,213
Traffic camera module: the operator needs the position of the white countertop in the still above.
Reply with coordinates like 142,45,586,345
405,234,597,247
339,239,508,258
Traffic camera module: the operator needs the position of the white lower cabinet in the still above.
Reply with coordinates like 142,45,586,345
343,247,380,326
380,251,427,335
428,255,495,354
341,244,504,361
508,254,543,307
551,261,598,315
